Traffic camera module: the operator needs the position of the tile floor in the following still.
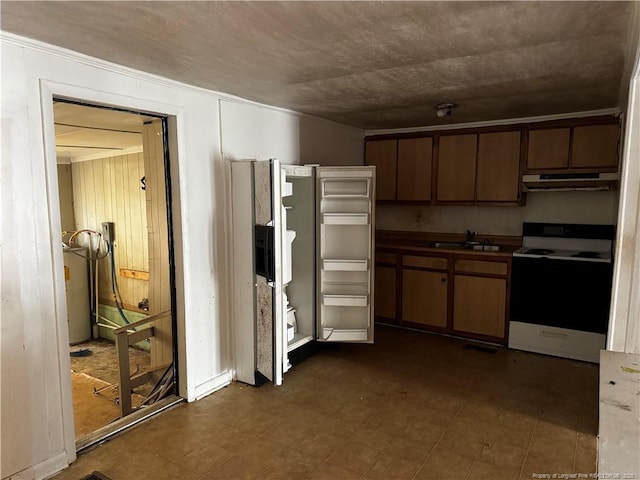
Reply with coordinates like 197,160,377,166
53,325,598,480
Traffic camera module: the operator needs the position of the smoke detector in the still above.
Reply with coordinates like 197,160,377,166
435,103,457,118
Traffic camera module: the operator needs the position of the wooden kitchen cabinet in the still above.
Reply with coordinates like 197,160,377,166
397,137,433,201
526,128,570,170
453,275,507,338
365,139,397,200
452,258,508,340
476,131,521,202
376,243,511,344
571,124,619,169
527,122,620,172
402,268,448,328
365,115,620,205
374,265,397,320
436,134,478,202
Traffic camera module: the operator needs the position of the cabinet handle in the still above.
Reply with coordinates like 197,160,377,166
440,277,446,282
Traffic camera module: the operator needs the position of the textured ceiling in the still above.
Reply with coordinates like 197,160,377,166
1,1,634,129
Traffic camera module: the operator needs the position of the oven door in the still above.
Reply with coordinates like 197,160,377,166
510,257,613,334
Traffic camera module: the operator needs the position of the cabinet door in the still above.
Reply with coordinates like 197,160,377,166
527,128,570,170
402,269,448,328
571,124,619,168
365,139,397,200
374,265,396,320
436,134,477,201
397,137,432,201
453,275,506,339
476,131,521,202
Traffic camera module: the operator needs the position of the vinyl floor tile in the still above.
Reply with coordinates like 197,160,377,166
53,326,598,480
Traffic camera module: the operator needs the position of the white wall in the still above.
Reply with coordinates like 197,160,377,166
376,191,620,236
220,99,363,165
0,34,364,480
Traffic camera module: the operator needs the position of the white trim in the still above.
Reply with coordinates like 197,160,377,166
38,79,190,463
365,108,621,136
9,451,69,480
193,370,233,401
608,46,640,354
66,145,144,164
39,80,78,469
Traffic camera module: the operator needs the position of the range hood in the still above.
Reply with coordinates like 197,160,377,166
522,173,619,192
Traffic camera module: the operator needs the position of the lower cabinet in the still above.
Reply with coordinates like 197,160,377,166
402,269,448,328
453,275,507,338
374,249,510,344
374,265,397,320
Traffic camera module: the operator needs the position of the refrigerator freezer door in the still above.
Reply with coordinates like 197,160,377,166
316,167,376,343
253,160,285,385
231,159,285,386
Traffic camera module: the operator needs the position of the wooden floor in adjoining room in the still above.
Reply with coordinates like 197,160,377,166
55,325,598,480
69,339,153,440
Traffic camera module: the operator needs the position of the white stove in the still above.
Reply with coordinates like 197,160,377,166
509,223,615,363
513,236,613,263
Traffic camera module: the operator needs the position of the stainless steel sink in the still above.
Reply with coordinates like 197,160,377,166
433,242,467,249
472,244,501,252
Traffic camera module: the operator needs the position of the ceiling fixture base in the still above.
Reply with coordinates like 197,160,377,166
435,103,457,118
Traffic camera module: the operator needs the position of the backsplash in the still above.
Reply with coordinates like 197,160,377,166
375,191,620,236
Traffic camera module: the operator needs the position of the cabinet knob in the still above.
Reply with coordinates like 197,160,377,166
441,277,446,282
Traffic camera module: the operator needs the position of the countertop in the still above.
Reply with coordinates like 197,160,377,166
598,350,640,477
375,230,522,258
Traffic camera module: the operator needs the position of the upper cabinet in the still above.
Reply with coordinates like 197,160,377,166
436,131,521,204
436,134,478,202
571,124,620,169
365,137,433,202
476,131,521,202
397,137,433,201
527,128,570,170
364,115,620,206
526,121,620,173
365,139,397,200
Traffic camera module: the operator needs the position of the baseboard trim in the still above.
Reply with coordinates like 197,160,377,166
193,370,233,401
8,451,68,480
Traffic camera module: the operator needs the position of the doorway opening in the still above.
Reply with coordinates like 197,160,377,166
54,99,178,445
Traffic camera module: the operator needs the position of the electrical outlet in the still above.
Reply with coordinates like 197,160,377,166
102,222,115,243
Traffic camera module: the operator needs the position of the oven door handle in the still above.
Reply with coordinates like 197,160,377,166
540,329,569,340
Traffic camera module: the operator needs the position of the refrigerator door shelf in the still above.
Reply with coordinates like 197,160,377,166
323,259,368,271
282,181,293,198
288,333,314,352
322,213,369,225
322,282,369,295
321,328,369,342
323,294,368,307
322,179,370,197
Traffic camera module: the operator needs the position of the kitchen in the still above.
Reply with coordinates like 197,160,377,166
367,115,619,362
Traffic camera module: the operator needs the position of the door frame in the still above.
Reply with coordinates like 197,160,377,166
39,80,187,461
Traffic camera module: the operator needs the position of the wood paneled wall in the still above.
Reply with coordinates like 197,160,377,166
142,120,173,370
71,152,149,309
57,164,76,235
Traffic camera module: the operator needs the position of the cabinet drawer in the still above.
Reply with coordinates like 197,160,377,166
455,259,507,276
376,252,397,265
403,255,448,270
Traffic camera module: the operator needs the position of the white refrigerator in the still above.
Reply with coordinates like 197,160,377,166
231,159,376,386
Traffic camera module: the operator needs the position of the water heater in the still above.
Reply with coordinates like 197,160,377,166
63,246,91,344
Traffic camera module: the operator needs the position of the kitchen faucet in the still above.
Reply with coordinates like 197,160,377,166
466,230,478,243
